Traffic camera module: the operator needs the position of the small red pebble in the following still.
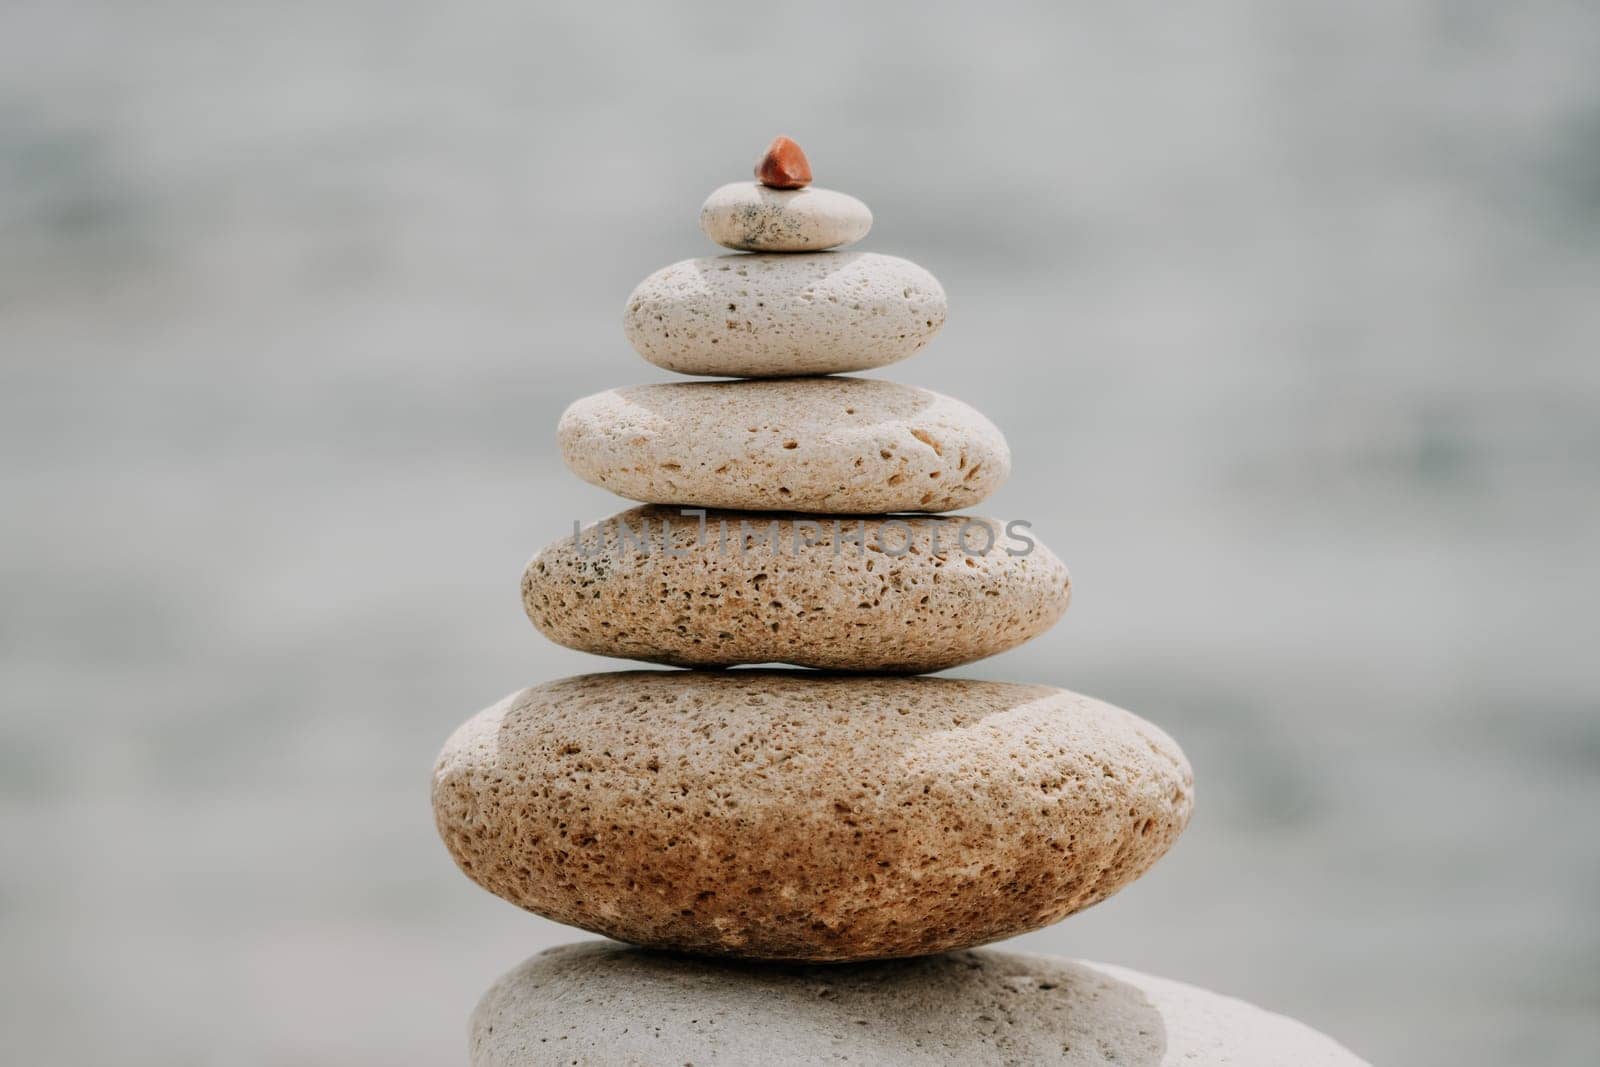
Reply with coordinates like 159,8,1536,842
755,136,813,189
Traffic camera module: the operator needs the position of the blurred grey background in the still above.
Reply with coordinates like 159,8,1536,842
2,2,1597,1064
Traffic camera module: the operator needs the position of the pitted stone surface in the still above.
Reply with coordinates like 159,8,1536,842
523,506,1069,671
624,252,944,377
558,377,1009,513
470,942,1368,1066
699,181,871,252
432,671,1193,962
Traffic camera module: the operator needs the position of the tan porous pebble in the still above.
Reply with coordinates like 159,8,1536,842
557,377,1009,513
523,506,1068,672
623,252,944,377
432,670,1194,962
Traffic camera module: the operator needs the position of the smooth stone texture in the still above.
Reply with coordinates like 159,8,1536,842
699,180,871,252
558,377,1009,513
433,671,1193,962
624,252,945,377
523,506,1070,672
471,942,1369,1066
755,135,811,189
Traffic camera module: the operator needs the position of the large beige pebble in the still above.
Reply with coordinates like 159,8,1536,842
432,670,1193,962
558,377,1010,513
623,252,946,377
523,506,1069,672
471,942,1369,1066
699,180,871,252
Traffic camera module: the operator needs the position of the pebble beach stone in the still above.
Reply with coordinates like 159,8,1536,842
755,135,812,189
700,181,872,252
471,942,1369,1066
432,670,1193,962
558,377,1010,513
624,252,946,377
523,506,1069,672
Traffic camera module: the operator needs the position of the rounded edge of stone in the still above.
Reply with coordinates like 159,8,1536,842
620,252,946,378
698,181,873,252
469,941,1369,1067
555,378,1011,514
433,671,1193,963
521,507,1070,671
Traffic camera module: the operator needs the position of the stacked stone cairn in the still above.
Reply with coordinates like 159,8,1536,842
434,138,1367,1065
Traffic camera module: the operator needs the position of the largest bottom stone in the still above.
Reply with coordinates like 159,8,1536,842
432,670,1192,961
470,942,1368,1066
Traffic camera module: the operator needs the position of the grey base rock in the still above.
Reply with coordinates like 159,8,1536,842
470,940,1367,1066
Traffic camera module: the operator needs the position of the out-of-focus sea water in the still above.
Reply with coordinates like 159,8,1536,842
2,2,1596,1064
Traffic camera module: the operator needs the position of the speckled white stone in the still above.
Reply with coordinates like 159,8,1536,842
470,942,1370,1066
623,252,946,378
699,180,871,252
557,377,1010,513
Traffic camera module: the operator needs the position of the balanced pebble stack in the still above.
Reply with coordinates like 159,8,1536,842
434,138,1367,1065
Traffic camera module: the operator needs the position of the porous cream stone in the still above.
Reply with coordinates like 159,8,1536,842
523,506,1069,672
557,377,1009,513
470,942,1369,1066
432,671,1193,962
699,180,871,252
623,252,946,377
